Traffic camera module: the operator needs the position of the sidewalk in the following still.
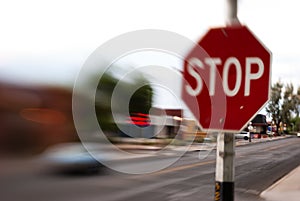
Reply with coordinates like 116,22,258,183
114,135,291,153
185,135,290,152
260,165,300,201
235,135,289,147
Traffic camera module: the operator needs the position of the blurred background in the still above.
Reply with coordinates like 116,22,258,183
1,0,299,155
1,1,300,201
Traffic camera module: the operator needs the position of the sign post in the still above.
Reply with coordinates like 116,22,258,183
181,0,271,200
216,1,237,200
215,133,235,201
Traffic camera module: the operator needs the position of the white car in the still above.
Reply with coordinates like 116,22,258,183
297,133,300,137
41,142,107,174
235,131,250,140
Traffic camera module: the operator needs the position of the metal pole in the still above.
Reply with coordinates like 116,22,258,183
215,133,235,201
214,0,240,201
248,123,253,142
225,0,240,26
214,1,239,200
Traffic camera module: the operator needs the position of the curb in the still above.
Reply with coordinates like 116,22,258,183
260,165,300,201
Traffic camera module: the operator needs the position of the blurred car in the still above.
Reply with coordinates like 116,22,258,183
41,142,108,174
235,131,250,140
297,133,300,137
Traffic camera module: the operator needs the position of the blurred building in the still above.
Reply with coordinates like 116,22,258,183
0,82,78,155
251,114,268,134
150,108,183,138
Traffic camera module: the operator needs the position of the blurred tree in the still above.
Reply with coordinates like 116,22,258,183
95,71,153,132
266,81,283,133
266,82,300,133
296,86,300,118
292,86,300,131
95,73,118,131
281,83,295,125
129,77,153,115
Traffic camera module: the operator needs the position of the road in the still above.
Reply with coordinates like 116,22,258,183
1,136,300,201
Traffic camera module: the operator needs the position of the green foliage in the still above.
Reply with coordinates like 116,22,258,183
290,117,300,132
266,81,300,131
266,81,283,128
95,73,118,131
281,83,294,125
129,82,153,115
95,70,153,132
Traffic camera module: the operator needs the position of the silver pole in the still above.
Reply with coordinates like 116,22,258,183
226,0,240,26
215,133,235,201
214,2,239,200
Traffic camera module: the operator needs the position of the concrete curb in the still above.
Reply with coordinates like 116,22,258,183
260,165,300,201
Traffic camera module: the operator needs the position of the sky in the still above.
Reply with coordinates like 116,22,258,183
0,0,300,109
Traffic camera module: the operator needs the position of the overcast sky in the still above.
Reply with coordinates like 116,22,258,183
0,0,299,95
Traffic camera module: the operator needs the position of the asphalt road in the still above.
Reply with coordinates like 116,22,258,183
1,136,300,201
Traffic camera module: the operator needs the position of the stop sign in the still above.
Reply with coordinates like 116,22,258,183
182,25,271,132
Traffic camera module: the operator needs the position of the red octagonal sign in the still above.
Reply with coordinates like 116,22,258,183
182,25,271,132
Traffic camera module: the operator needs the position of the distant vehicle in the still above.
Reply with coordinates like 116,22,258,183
297,133,300,138
41,143,107,174
235,131,250,140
